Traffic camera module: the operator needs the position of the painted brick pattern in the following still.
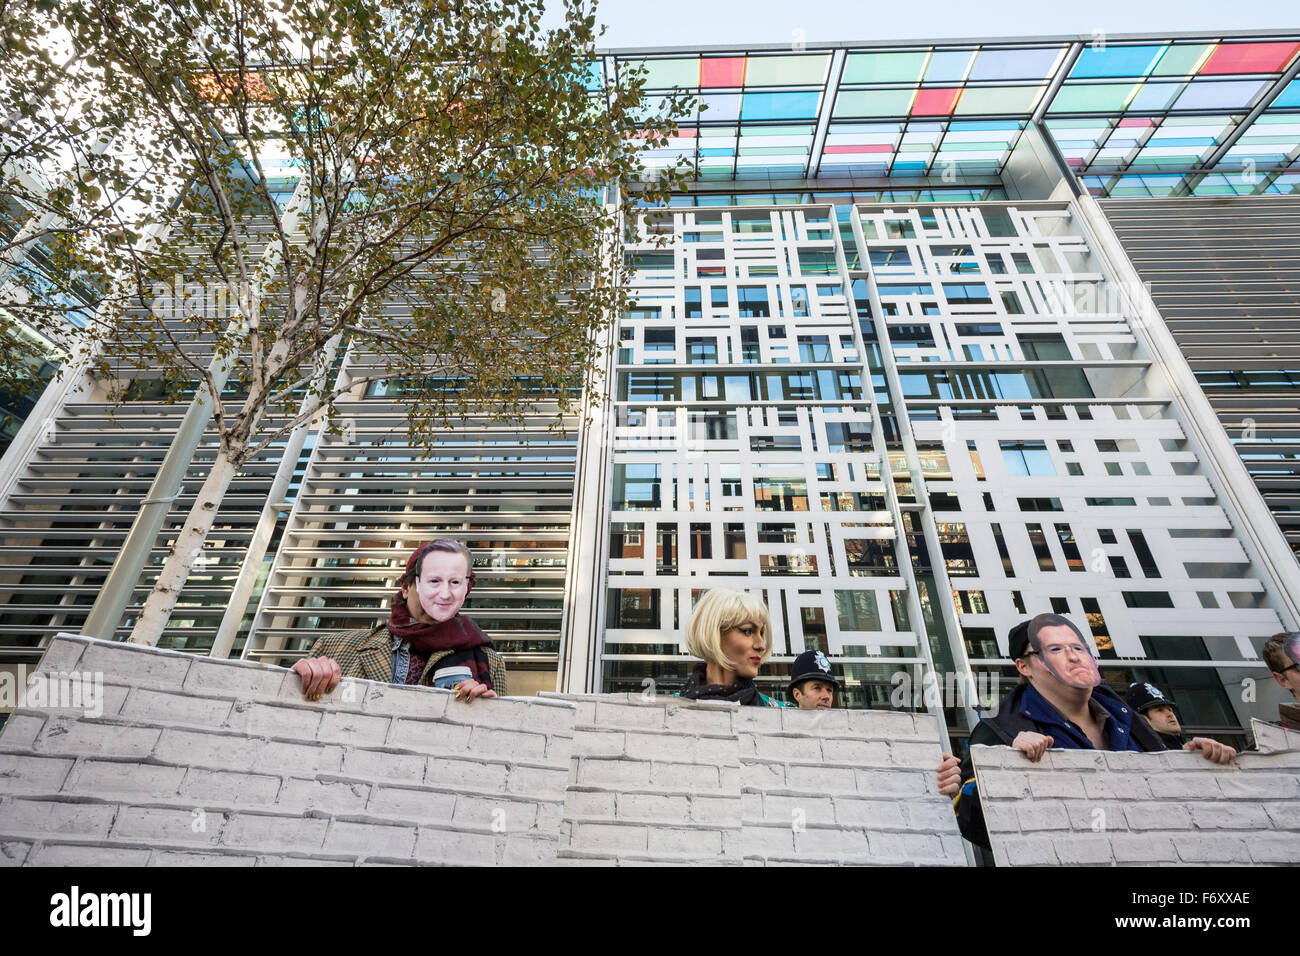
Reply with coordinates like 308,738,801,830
545,692,744,866
0,634,574,866
735,707,965,866
970,745,1300,866
546,693,963,866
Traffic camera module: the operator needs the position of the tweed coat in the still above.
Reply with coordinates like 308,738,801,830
306,621,508,694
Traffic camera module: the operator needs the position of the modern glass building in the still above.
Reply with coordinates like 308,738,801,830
2,30,1299,748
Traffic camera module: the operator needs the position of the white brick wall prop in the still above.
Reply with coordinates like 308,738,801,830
544,692,964,866
736,706,965,866
970,744,1300,866
543,692,744,866
1,635,974,866
0,634,575,866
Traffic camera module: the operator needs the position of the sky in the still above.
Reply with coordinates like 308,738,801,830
541,0,1298,49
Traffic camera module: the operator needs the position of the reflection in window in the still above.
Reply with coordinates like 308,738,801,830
608,587,660,629
836,590,881,631
753,475,808,511
612,464,660,510
1001,441,1055,477
610,522,644,558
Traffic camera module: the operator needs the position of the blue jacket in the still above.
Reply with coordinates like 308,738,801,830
953,682,1165,849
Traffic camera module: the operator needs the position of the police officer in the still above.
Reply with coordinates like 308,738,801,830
788,649,842,709
1125,681,1185,749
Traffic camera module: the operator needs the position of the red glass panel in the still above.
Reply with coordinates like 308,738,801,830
824,144,893,154
911,87,962,115
1200,42,1300,75
701,57,747,88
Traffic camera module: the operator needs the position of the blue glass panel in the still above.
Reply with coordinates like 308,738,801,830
1071,45,1164,78
1273,78,1300,109
925,50,975,82
740,91,821,121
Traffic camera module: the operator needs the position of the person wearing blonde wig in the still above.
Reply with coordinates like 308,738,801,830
680,587,783,707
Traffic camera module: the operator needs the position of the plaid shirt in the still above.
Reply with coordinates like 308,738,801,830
307,622,508,695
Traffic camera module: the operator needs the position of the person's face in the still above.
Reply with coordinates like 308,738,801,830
793,679,834,709
721,620,765,679
1272,664,1300,701
1144,704,1181,735
401,550,470,625
1024,623,1098,689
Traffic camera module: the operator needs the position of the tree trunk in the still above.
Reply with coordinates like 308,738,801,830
126,444,243,647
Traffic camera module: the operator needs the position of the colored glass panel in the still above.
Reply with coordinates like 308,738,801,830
1125,82,1182,111
744,54,831,86
824,143,894,154
842,51,928,84
1148,44,1213,76
953,85,1044,114
912,88,961,116
1270,78,1300,109
925,50,974,82
632,57,700,89
740,91,821,121
1200,42,1300,76
967,47,1062,81
833,89,916,117
701,56,746,88
1174,79,1267,111
1071,45,1164,78
700,94,741,122
1048,83,1139,112
581,60,604,91
1221,114,1300,165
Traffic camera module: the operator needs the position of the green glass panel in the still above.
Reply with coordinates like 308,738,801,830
738,146,811,156
630,57,699,89
833,88,915,118
1149,44,1212,76
842,51,928,84
953,85,1044,114
745,54,831,86
699,126,737,138
1047,83,1139,113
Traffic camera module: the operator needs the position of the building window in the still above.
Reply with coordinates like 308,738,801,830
1001,441,1055,477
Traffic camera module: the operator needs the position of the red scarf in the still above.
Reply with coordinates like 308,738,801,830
387,592,491,655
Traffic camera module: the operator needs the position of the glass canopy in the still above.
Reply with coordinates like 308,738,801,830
597,33,1300,197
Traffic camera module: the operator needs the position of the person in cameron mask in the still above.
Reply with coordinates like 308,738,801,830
935,613,1236,850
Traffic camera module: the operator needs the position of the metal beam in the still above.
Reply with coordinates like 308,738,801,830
807,48,846,181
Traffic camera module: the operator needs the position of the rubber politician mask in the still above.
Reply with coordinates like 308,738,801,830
1025,613,1100,691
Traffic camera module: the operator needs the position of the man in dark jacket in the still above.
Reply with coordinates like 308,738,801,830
935,613,1236,849
1125,681,1185,749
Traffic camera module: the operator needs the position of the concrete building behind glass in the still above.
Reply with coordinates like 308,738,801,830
3,30,1299,749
